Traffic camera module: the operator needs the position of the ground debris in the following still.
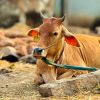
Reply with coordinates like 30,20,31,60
39,70,100,97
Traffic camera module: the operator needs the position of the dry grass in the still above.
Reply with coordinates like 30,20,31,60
0,60,37,72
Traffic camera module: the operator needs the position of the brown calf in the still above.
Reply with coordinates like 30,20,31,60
28,17,100,84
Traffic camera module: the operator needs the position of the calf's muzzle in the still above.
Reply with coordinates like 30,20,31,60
33,47,44,59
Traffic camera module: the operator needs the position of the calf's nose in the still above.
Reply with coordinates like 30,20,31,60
32,47,44,59
33,47,43,55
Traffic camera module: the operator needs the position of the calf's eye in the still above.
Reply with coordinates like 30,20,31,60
53,32,58,36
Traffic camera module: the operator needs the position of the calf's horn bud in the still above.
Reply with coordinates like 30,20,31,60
60,15,65,22
40,12,48,19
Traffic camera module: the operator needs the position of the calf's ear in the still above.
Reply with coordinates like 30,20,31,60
62,26,80,47
64,36,80,47
27,28,39,37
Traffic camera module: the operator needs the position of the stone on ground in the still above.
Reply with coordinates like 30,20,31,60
39,70,100,97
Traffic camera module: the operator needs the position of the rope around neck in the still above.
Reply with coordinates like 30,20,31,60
34,47,98,71
41,57,97,71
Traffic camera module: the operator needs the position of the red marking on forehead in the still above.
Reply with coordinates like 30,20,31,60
43,17,56,23
39,22,54,34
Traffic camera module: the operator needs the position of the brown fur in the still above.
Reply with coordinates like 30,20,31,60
28,17,100,84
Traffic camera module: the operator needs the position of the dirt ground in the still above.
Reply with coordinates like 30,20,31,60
0,60,99,100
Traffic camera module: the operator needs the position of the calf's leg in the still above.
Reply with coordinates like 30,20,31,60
42,66,57,83
57,70,88,80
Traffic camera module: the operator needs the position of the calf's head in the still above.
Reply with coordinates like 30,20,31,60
28,16,80,60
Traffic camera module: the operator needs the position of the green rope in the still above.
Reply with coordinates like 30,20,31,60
34,48,97,71
41,57,97,71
